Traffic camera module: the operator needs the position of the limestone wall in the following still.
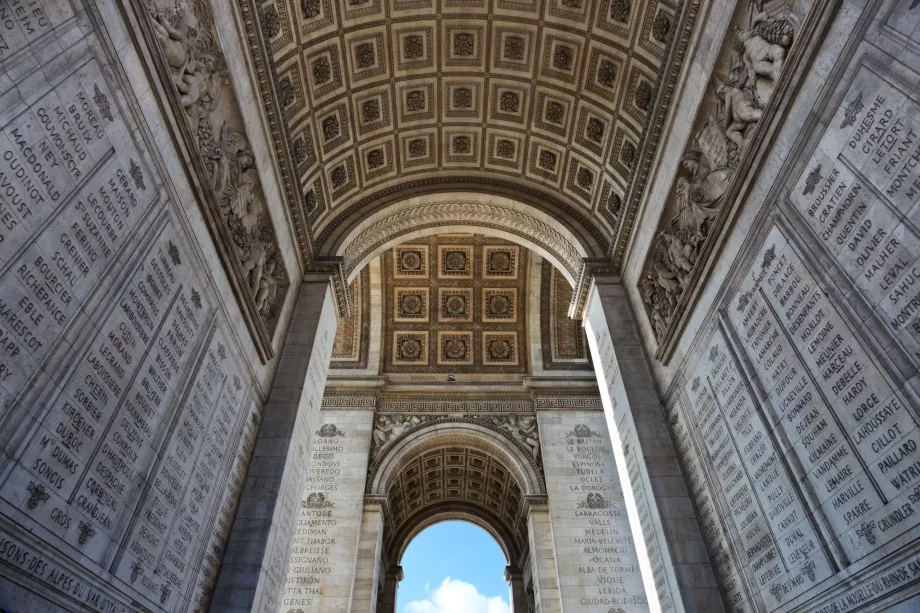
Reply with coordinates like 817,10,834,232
0,0,301,611
623,0,920,610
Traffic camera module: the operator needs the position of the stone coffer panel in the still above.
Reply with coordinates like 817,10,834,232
0,0,291,611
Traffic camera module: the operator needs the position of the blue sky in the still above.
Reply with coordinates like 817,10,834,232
399,522,510,613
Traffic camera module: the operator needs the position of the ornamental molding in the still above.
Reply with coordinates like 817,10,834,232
377,394,534,413
316,178,609,259
340,201,584,281
309,257,352,318
322,390,379,409
533,395,604,410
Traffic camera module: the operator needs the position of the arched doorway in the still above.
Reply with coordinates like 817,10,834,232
368,423,543,613
216,220,699,613
398,522,512,613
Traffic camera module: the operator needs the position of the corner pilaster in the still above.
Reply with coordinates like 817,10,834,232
211,276,338,612
583,277,723,613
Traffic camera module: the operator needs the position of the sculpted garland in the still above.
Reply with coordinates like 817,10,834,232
641,5,797,340
147,0,288,331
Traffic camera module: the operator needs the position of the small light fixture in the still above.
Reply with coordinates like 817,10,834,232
447,374,456,382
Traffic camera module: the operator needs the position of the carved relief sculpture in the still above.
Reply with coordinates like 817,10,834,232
371,414,542,465
641,1,797,343
146,0,289,342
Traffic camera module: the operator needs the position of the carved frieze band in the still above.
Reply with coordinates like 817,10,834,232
533,395,604,409
639,0,835,361
339,201,583,281
137,0,290,360
376,395,534,413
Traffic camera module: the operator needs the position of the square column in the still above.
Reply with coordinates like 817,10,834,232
539,409,650,611
211,276,339,612
275,406,374,613
351,497,387,613
526,497,562,613
379,566,403,613
505,565,528,613
583,277,722,613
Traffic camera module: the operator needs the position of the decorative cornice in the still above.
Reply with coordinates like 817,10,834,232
309,257,351,318
568,258,619,319
524,495,549,513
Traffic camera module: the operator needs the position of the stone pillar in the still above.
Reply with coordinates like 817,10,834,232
379,566,403,613
583,276,722,613
350,498,387,613
505,566,527,613
538,409,650,611
211,276,339,612
525,497,561,613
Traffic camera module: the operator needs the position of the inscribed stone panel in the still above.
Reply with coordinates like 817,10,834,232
539,410,650,613
280,410,373,613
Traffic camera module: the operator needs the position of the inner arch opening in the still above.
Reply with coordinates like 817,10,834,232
398,522,512,613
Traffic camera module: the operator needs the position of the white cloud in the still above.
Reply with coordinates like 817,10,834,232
404,577,511,613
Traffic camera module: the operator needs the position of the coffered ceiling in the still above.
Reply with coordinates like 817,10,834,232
382,235,528,374
256,0,686,259
385,442,528,554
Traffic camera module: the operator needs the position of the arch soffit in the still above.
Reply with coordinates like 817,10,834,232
369,424,544,498
392,505,515,566
327,193,594,285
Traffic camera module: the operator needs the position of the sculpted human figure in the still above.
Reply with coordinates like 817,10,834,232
390,415,418,438
660,231,694,276
151,8,193,77
212,124,249,201
241,233,269,296
490,415,517,435
716,76,762,148
254,258,277,312
681,150,731,212
177,54,217,109
373,416,394,450
516,417,541,462
737,13,795,87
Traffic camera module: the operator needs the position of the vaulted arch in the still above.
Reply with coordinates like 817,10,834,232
331,193,592,284
369,423,544,569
